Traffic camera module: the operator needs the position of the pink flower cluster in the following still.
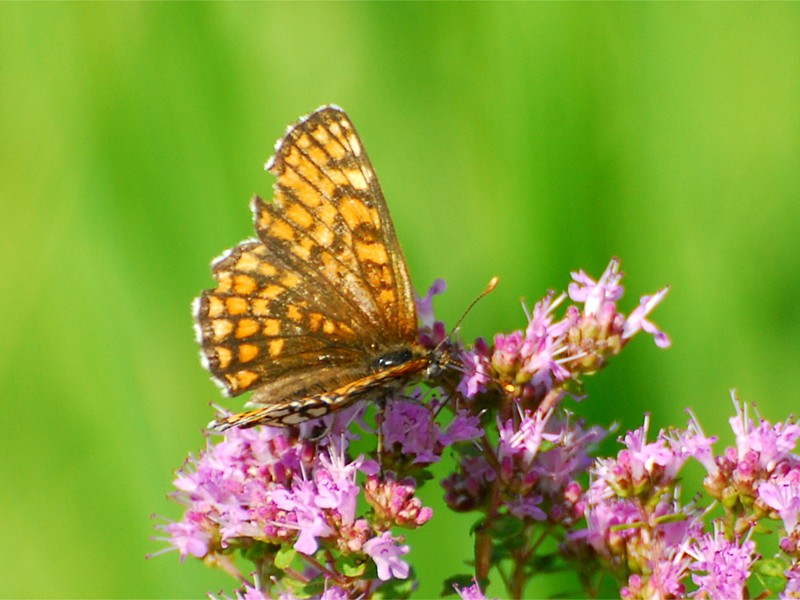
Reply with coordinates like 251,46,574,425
566,396,800,599
458,258,669,405
157,405,432,597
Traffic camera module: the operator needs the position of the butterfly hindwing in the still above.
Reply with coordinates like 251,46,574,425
195,239,375,399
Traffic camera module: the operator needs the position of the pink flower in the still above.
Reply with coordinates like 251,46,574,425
729,394,800,470
319,584,349,600
591,414,687,500
166,512,212,559
439,408,484,446
364,473,433,528
665,410,719,475
507,495,546,521
234,580,268,600
686,525,757,599
382,397,440,463
783,564,800,599
313,449,365,526
622,287,671,348
415,278,446,329
568,258,624,317
272,480,333,555
458,337,492,398
759,479,800,532
454,578,491,599
497,407,553,467
363,531,410,581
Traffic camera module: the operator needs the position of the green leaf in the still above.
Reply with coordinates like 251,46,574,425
298,578,325,598
372,568,416,599
525,552,562,574
753,556,788,594
470,517,486,535
336,555,367,578
754,557,786,578
240,540,277,561
273,546,296,570
490,542,511,562
487,514,524,539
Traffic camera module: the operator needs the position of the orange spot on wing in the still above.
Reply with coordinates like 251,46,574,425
231,370,259,391
235,252,260,272
268,338,285,358
238,343,260,363
212,319,233,342
233,275,257,295
215,346,232,369
262,318,281,336
339,197,373,231
207,296,225,318
270,219,295,242
259,284,285,298
286,202,314,229
291,240,311,260
309,312,324,331
216,273,233,293
236,319,259,338
280,271,301,288
251,299,269,316
226,297,249,316
356,242,389,265
286,305,303,322
258,262,278,277
378,289,396,306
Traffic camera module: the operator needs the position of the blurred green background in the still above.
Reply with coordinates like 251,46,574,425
2,3,799,598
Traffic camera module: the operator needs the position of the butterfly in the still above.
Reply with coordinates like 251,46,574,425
193,105,450,429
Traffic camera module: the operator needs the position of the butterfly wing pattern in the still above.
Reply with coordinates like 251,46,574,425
193,106,434,429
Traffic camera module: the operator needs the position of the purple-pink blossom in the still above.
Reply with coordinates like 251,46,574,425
730,395,800,471
313,450,364,526
457,258,669,404
458,337,492,398
686,525,757,599
272,480,333,555
621,288,671,348
497,407,553,468
319,584,349,600
590,414,687,501
568,258,624,317
415,278,446,329
382,398,440,463
783,564,800,599
439,408,484,446
759,478,800,532
364,473,433,529
363,531,410,581
454,578,491,600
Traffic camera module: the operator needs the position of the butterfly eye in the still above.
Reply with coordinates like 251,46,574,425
373,349,414,370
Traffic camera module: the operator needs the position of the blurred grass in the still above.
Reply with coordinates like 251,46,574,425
1,3,799,598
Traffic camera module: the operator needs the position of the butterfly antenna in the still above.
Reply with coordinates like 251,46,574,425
448,276,499,338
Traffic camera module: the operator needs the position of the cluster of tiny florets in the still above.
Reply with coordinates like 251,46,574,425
458,259,670,410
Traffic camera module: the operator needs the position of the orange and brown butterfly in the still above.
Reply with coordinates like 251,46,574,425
193,105,451,430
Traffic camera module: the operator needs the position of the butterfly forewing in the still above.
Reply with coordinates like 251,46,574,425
263,107,417,339
194,106,429,428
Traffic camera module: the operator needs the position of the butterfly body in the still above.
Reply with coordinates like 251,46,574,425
194,106,442,429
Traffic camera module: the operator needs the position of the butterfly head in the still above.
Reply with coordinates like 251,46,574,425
416,276,500,388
